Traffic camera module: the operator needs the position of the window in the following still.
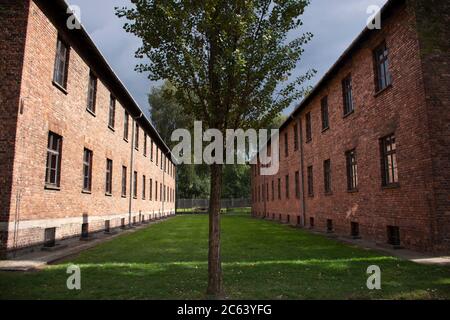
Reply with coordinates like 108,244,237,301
133,171,138,199
374,42,391,92
45,132,62,188
305,112,312,142
105,159,113,195
380,134,398,186
160,183,163,202
121,166,127,196
123,111,129,141
142,175,146,199
323,159,331,194
327,219,334,233
82,148,93,192
149,178,153,200
266,183,269,201
294,123,299,150
144,134,147,156
387,226,400,246
321,96,329,130
284,132,289,157
155,180,158,201
351,222,360,238
277,178,281,200
295,171,300,199
150,141,154,161
160,152,163,170
108,96,116,129
271,180,275,201
346,149,358,191
53,38,69,88
87,72,97,114
310,217,315,228
285,174,289,199
307,166,314,196
156,148,159,166
342,75,354,115
135,123,139,150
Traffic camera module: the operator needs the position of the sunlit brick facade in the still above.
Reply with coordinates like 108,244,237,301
0,0,176,258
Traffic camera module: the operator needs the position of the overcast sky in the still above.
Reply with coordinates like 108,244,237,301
68,0,388,117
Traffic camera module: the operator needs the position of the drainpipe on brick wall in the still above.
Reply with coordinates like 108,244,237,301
128,113,143,227
298,117,306,227
162,155,165,217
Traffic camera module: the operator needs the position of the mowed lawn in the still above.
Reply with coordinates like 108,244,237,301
1,209,449,300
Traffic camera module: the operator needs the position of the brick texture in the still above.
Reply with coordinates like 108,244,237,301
252,0,449,253
0,0,176,258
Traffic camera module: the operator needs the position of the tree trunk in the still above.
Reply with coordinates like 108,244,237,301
206,163,224,298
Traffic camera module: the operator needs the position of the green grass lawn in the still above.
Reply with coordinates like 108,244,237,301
1,209,449,300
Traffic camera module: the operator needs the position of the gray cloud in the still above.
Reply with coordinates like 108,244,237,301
68,0,388,117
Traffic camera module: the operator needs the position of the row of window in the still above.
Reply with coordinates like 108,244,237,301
275,41,392,159
53,37,175,178
253,134,398,202
46,132,175,202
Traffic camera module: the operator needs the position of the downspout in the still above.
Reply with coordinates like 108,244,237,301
298,116,307,227
162,154,165,217
128,113,143,227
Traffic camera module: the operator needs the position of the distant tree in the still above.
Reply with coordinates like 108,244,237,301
117,1,314,297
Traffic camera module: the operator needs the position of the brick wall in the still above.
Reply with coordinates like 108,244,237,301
0,0,31,257
1,0,176,257
252,0,448,252
413,0,450,250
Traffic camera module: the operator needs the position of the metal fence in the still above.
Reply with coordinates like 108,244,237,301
177,198,251,210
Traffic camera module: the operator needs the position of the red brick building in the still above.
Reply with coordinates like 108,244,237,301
252,0,449,252
0,0,176,258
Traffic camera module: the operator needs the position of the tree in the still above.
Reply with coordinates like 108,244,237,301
116,0,314,298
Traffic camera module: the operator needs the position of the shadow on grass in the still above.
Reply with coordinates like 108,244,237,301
0,213,449,300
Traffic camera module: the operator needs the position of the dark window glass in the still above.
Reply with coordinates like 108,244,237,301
121,166,127,196
324,159,331,193
53,38,69,88
133,171,138,198
144,134,147,156
285,174,290,199
284,132,289,157
105,159,113,194
87,72,97,113
108,96,116,129
321,96,329,130
150,141,154,161
294,123,299,151
149,178,153,200
305,112,312,141
142,175,146,199
124,111,129,140
278,178,281,200
135,123,139,150
83,148,93,192
155,180,158,201
342,75,354,115
45,132,62,187
271,180,275,201
346,149,358,191
295,171,300,199
374,42,391,91
307,166,314,196
380,134,398,186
